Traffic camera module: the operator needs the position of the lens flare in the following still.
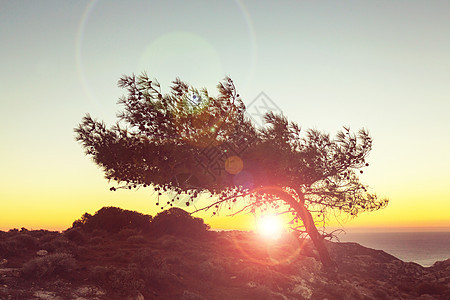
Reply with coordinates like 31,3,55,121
257,215,284,240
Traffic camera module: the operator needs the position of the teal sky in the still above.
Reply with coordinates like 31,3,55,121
1,0,449,230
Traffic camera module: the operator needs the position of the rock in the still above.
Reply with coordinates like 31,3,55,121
182,290,205,299
0,258,7,266
302,256,321,273
431,258,450,270
292,284,312,299
33,290,62,300
36,250,48,256
0,268,20,277
127,291,145,300
74,286,105,298
246,281,257,288
418,295,436,300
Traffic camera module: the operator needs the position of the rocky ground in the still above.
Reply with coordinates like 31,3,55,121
0,207,449,299
0,230,448,299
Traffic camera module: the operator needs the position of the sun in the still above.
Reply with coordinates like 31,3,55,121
256,215,285,240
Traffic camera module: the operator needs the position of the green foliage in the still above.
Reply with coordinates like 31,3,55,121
75,74,387,223
149,207,210,238
21,253,77,279
72,206,152,233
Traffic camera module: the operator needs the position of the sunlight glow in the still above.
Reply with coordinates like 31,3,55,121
257,215,284,240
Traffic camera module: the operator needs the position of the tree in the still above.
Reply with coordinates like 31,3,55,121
75,73,388,268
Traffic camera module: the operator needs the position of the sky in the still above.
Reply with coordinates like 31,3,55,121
1,0,449,232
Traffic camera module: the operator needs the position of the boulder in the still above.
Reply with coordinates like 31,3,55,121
36,250,48,256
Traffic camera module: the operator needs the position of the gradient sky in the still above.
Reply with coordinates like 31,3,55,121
1,0,449,232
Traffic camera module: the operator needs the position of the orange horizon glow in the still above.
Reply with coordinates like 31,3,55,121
1,194,449,233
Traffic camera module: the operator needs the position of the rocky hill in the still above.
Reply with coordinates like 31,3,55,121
0,208,448,299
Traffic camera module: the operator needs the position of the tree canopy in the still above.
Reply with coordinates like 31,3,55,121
75,73,388,268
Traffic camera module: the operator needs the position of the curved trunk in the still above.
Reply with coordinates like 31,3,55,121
291,194,336,269
259,187,336,269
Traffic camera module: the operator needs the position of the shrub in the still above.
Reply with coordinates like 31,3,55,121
196,259,223,280
9,234,38,249
417,282,447,296
117,228,140,240
158,235,185,250
40,237,72,252
38,232,60,244
181,290,205,300
88,265,144,297
0,241,13,257
111,250,131,263
88,236,105,244
126,235,147,244
71,207,152,233
131,249,164,269
91,229,108,237
149,207,210,238
139,266,180,288
109,268,145,295
21,253,77,279
249,285,274,300
29,229,59,239
130,250,179,289
0,234,38,257
64,227,87,244
237,265,281,288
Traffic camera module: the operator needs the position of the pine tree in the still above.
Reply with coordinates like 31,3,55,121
75,73,388,268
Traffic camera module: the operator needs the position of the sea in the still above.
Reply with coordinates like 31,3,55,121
337,231,450,267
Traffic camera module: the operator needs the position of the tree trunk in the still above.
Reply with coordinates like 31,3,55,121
293,195,336,270
260,187,336,269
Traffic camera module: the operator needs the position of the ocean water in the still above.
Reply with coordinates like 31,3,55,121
337,232,450,267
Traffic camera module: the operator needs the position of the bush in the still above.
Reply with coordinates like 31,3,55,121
111,250,131,263
0,234,38,257
9,234,38,249
38,232,60,244
158,235,185,250
117,228,140,240
88,265,144,297
196,259,223,280
126,235,147,244
181,290,205,300
131,249,164,268
88,236,105,244
149,207,210,238
417,282,447,296
40,237,72,252
72,207,152,233
130,250,180,289
64,227,87,244
21,253,77,279
249,285,274,300
0,241,13,257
